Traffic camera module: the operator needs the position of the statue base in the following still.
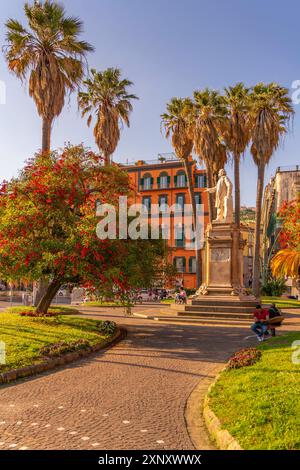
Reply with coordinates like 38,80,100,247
196,221,251,299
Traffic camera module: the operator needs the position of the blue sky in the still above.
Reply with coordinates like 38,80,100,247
0,0,299,205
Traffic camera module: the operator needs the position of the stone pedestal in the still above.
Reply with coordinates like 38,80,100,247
198,222,246,297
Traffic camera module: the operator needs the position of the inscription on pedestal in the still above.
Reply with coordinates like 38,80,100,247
211,248,230,262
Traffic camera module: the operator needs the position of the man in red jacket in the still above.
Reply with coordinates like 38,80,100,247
251,305,269,341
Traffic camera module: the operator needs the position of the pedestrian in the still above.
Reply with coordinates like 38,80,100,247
179,287,187,304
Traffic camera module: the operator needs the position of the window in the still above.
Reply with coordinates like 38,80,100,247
158,172,170,189
161,223,170,239
195,193,202,206
189,257,196,273
174,257,186,273
175,224,185,247
140,173,153,190
142,196,151,212
195,174,207,188
159,195,168,213
175,194,185,212
175,171,186,188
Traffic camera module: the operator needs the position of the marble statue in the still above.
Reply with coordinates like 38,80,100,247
206,169,233,223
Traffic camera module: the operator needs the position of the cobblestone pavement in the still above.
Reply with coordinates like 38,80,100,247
0,303,293,450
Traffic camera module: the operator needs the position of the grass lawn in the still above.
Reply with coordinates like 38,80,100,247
262,296,300,309
0,310,116,373
209,332,300,450
83,301,123,307
5,305,80,315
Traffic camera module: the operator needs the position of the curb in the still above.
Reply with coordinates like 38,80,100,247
185,369,221,450
0,327,127,386
202,367,242,450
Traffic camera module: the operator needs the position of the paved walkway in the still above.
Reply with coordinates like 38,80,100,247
0,304,298,450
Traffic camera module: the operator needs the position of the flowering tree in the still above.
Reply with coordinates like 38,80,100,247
271,197,300,279
0,145,169,314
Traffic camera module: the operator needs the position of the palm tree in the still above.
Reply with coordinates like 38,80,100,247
78,68,138,165
222,83,250,227
161,97,202,287
191,88,228,221
249,82,294,297
4,0,93,152
271,249,300,279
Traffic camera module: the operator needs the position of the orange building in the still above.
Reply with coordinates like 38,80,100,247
123,154,209,289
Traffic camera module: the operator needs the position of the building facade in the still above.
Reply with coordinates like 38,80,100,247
262,165,300,296
123,154,209,289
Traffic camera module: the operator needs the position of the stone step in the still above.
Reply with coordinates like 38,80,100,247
160,307,253,319
204,288,234,296
178,310,252,320
151,316,251,327
185,305,255,313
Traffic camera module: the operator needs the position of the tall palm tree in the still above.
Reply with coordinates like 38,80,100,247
4,0,93,152
222,83,250,227
78,67,138,165
161,97,202,287
192,88,228,221
5,1,93,306
249,82,294,297
5,0,93,151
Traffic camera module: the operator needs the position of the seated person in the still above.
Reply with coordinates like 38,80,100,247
251,305,269,341
268,303,281,319
268,303,284,336
179,287,187,304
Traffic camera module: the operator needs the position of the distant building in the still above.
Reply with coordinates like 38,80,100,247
240,221,255,288
262,165,300,295
123,153,209,289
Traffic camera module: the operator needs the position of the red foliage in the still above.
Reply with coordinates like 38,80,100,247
227,348,262,369
278,197,300,250
0,146,132,297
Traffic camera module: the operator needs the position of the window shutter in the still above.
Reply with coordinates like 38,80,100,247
157,176,161,187
189,257,192,273
174,175,178,187
184,174,187,186
204,175,207,187
182,257,186,273
140,178,144,189
167,175,170,186
151,177,154,187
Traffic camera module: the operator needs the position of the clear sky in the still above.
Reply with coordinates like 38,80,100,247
0,0,299,206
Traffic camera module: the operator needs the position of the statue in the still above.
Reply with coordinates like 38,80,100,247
206,169,233,223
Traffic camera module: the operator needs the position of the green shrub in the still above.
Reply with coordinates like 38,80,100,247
40,339,90,357
261,277,286,297
97,320,117,335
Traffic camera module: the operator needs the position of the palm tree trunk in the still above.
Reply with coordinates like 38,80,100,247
233,151,241,227
104,152,111,166
184,160,202,288
36,278,62,315
35,117,52,307
253,160,265,298
42,117,52,152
